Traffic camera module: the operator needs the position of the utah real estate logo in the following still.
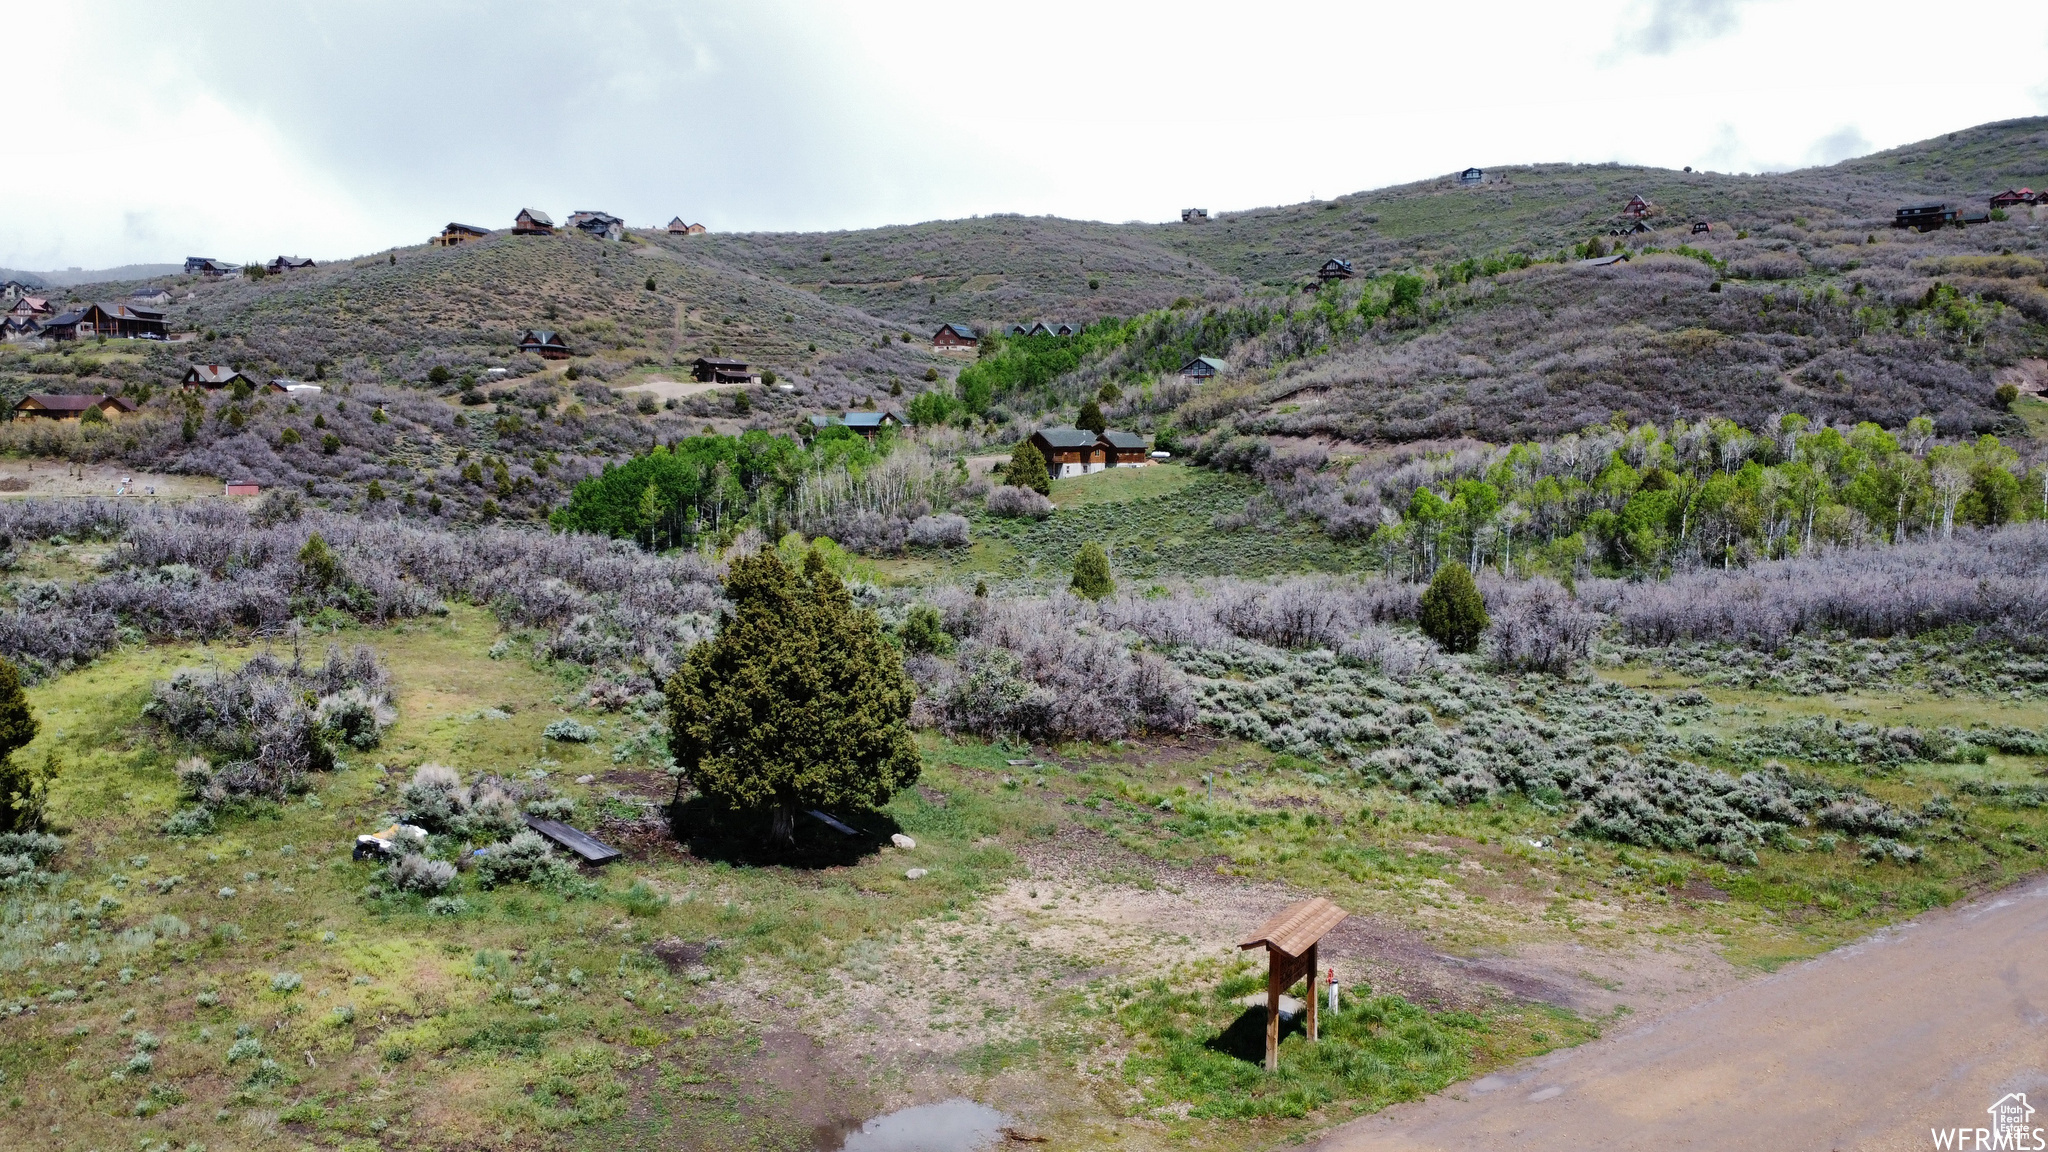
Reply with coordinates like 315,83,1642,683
1932,1093,2044,1150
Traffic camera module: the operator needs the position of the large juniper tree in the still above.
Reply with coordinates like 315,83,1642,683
665,547,919,847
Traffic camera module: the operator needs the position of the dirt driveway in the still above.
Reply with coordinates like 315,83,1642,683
1313,874,2048,1152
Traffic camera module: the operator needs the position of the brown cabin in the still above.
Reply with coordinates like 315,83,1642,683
433,223,491,247
513,208,555,235
182,364,279,391
1622,194,1651,218
931,323,978,350
665,217,706,235
1317,259,1355,282
519,329,571,360
1991,189,2036,209
265,256,316,273
690,356,751,383
1098,430,1151,467
15,394,136,422
1031,427,1105,478
42,303,168,342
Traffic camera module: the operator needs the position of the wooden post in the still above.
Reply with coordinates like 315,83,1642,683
1265,950,1282,1072
1305,941,1319,1043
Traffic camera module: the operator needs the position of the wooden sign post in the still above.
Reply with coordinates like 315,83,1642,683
1238,897,1349,1072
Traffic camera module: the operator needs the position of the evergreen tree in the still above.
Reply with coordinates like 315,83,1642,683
1070,541,1114,600
0,657,45,832
298,533,344,591
1006,440,1052,495
1419,562,1488,653
665,548,919,847
1077,399,1107,434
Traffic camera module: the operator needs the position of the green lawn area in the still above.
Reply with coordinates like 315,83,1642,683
1047,462,1200,508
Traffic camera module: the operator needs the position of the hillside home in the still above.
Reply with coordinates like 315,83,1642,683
1990,189,2037,209
665,217,706,235
568,211,625,241
5,296,51,321
689,356,752,383
840,410,909,439
518,329,571,360
184,257,235,278
1024,322,1055,337
433,223,491,247
1577,253,1630,267
1053,321,1083,337
128,286,171,307
513,208,555,235
1893,202,1957,231
1607,220,1651,236
184,256,221,275
1622,195,1651,218
1,316,41,342
931,323,978,350
1179,356,1227,381
1181,208,1208,224
1005,323,1032,337
42,303,167,341
1098,430,1151,467
265,256,316,274
1318,259,1355,282
181,364,267,391
1031,428,1106,478
1459,167,1484,185
15,394,136,421
1691,221,1712,234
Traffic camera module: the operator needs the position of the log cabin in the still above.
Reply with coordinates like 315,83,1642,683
931,323,978,350
1031,427,1105,478
432,223,491,247
689,356,751,383
512,208,555,235
265,256,316,273
1317,259,1354,282
518,330,571,360
1098,430,1151,467
1178,356,1227,381
182,364,280,391
15,394,136,421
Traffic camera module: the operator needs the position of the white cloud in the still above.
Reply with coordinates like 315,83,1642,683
7,0,2048,270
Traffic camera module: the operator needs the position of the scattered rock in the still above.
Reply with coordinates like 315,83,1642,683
575,775,595,785
891,833,916,850
905,868,928,880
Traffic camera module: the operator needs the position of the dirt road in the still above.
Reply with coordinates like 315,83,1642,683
1313,875,2048,1152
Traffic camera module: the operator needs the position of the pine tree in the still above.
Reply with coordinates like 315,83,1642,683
1006,440,1051,495
1070,541,1114,600
0,657,46,832
665,548,920,847
1419,562,1488,653
1077,399,1107,434
298,533,344,591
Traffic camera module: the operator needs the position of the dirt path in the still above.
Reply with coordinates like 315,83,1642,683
1312,875,2048,1152
0,460,218,499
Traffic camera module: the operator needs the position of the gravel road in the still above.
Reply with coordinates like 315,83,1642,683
1313,875,2048,1152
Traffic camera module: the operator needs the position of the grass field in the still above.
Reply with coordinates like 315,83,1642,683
4,563,2044,1150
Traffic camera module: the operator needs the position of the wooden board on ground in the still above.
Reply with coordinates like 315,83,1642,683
523,814,623,864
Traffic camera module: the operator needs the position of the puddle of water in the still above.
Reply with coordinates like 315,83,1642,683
828,1098,1012,1152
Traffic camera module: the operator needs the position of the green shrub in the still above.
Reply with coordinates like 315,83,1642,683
1418,562,1487,652
898,605,953,655
1071,542,1114,600
1005,440,1051,495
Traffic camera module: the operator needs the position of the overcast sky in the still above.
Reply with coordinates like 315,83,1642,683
10,0,2048,271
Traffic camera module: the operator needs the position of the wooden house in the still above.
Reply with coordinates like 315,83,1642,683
690,356,751,383
1317,259,1355,282
128,286,171,307
1622,195,1651,218
1,316,41,342
1607,220,1651,236
665,217,706,235
5,296,51,321
567,211,624,241
1097,430,1151,467
1004,323,1032,337
840,410,908,439
1991,189,2036,210
1053,322,1083,337
182,364,264,390
1893,202,1956,231
15,394,135,421
1691,220,1712,234
265,255,316,273
43,303,167,342
1031,428,1105,478
1024,321,1055,337
433,223,491,247
1458,167,1484,185
513,208,555,235
518,329,571,360
1178,356,1227,381
931,323,979,350
183,257,234,278
1181,208,1208,224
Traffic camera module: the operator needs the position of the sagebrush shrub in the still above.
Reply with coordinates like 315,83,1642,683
385,854,457,895
472,829,570,888
986,485,1054,519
